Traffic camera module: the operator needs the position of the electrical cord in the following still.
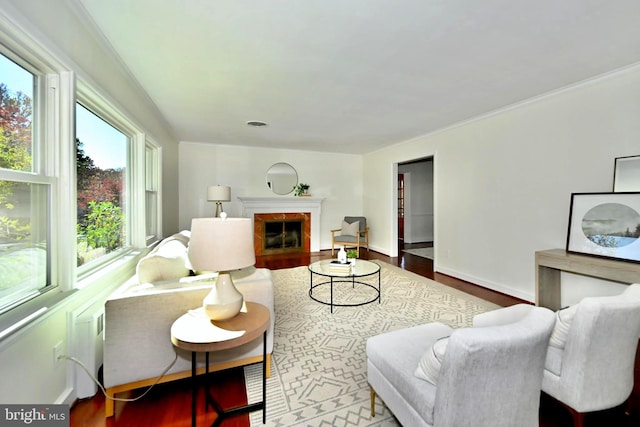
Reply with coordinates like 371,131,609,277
59,351,179,402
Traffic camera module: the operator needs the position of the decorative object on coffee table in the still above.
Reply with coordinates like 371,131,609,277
337,246,347,263
189,217,256,320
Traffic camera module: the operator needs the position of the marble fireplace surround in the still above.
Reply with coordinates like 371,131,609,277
238,197,324,253
254,212,309,256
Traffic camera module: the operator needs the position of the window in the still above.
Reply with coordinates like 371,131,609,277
145,143,158,241
0,52,51,314
75,103,128,269
0,24,162,331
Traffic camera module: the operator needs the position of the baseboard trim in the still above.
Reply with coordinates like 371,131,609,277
435,265,534,303
55,386,75,406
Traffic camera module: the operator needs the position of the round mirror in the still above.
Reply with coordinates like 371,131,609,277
266,162,298,195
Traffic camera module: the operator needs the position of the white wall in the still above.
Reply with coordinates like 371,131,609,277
365,64,640,302
0,1,179,405
179,142,363,250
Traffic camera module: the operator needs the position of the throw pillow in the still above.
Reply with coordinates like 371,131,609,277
136,239,190,283
549,304,578,349
415,336,449,385
341,220,360,237
622,283,640,299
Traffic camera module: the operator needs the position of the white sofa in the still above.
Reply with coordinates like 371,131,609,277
102,231,274,417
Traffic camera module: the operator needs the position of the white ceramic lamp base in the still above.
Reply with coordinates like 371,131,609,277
203,272,244,320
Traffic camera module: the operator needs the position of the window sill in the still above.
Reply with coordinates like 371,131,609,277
0,247,146,346
0,288,75,344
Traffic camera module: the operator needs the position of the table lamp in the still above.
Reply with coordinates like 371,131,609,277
207,185,231,217
189,217,256,320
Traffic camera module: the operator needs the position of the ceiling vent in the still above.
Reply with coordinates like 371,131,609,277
246,121,268,127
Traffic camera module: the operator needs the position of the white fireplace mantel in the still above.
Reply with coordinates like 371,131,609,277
238,197,324,252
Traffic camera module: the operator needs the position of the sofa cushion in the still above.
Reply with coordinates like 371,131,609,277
545,345,564,376
415,336,449,385
171,230,191,245
549,304,578,349
136,234,190,283
622,283,640,299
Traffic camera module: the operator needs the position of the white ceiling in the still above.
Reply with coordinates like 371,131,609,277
75,0,640,154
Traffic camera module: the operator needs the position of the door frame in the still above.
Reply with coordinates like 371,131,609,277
393,155,435,259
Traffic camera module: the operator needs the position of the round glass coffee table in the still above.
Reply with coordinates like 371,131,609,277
308,259,381,313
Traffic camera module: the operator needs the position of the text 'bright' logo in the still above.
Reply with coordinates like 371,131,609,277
2,405,68,426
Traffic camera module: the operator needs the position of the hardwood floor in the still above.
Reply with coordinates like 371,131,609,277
70,245,639,427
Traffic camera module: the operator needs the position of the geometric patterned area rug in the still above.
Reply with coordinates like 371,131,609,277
244,261,499,426
402,247,434,260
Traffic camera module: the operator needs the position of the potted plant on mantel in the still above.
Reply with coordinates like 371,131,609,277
294,183,310,197
346,249,358,266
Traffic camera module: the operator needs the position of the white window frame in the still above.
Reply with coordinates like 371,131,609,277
0,37,76,335
0,16,163,339
74,83,156,280
144,140,162,246
74,99,132,277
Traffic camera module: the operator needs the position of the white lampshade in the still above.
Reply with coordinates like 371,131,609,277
189,217,255,272
188,217,256,320
207,185,231,202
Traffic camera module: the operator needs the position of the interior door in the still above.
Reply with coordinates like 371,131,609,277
398,173,405,241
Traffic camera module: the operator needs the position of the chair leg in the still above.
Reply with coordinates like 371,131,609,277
570,409,585,427
370,386,376,418
555,397,586,427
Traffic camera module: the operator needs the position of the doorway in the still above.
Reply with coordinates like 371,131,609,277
397,157,434,259
398,173,405,243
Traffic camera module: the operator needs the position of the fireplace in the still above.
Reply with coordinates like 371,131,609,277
238,197,324,253
253,212,311,255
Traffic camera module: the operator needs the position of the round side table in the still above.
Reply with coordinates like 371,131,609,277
171,301,269,427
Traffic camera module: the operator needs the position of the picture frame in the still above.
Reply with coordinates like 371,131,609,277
566,192,640,263
613,155,640,192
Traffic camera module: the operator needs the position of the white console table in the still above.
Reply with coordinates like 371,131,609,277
535,249,640,310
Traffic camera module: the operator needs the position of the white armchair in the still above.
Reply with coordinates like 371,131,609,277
367,304,555,427
541,284,640,427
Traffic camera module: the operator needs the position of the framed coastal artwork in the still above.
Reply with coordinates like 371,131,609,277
566,192,640,263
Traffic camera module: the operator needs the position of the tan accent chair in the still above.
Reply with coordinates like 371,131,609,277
331,216,369,256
